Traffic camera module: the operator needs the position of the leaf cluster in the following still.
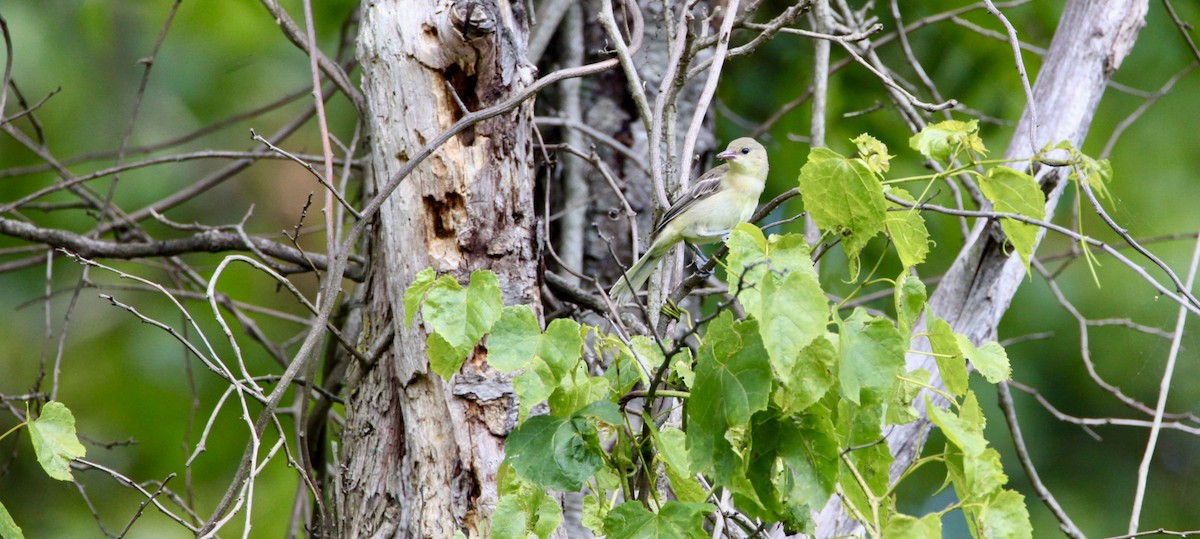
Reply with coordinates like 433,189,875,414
406,122,1111,538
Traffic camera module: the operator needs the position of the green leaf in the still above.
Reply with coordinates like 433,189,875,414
927,392,986,456
657,428,707,503
28,402,86,481
957,336,1012,383
745,406,838,530
403,268,437,326
884,513,941,539
428,332,470,380
979,166,1045,270
604,501,714,539
835,398,893,518
604,336,649,395
491,496,526,539
488,305,542,372
894,273,927,340
538,318,584,379
514,358,557,422
576,400,623,426
887,368,930,426
951,447,1007,501
494,464,563,539
725,225,815,317
687,312,772,474
909,119,987,162
422,270,503,377
884,187,931,268
760,269,829,378
979,490,1033,539
798,148,888,280
852,133,895,174
1062,141,1113,200
777,335,837,414
582,494,606,536
838,309,905,405
0,501,23,539
928,318,968,397
506,415,603,491
549,368,609,418
671,349,696,390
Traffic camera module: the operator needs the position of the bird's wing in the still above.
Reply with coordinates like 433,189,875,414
653,164,728,237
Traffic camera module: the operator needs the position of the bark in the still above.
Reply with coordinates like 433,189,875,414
813,0,1149,535
339,1,538,537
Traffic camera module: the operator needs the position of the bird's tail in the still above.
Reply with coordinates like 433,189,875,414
608,250,665,304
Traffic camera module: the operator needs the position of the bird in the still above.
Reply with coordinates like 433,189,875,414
609,137,769,303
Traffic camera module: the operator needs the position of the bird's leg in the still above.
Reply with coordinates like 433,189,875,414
687,243,711,272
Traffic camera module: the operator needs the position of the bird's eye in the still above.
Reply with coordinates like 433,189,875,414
740,147,750,155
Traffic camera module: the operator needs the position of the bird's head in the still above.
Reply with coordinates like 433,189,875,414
716,137,768,178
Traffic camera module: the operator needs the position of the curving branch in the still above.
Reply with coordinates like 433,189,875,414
0,217,365,281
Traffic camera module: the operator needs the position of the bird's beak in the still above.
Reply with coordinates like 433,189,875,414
717,150,737,161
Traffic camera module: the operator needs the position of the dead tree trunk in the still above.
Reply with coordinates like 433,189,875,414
339,1,538,537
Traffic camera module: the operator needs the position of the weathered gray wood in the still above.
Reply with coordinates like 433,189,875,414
813,0,1148,535
340,1,539,537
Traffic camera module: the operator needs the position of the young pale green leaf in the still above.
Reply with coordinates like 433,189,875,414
957,336,1012,383
487,305,542,372
0,500,23,539
777,335,837,414
671,349,696,390
604,501,714,539
852,133,895,174
427,332,470,379
1061,141,1113,200
883,513,942,539
582,494,606,536
909,119,986,162
927,392,987,456
494,464,563,539
884,187,931,268
894,273,927,339
422,270,503,377
760,270,829,379
548,367,609,419
961,448,1008,501
687,312,772,474
980,166,1045,270
928,317,968,396
403,268,437,326
886,368,930,426
538,318,584,379
491,496,529,539
466,269,503,335
724,223,769,315
657,428,707,503
798,148,888,280
28,402,86,481
513,357,557,422
838,309,905,405
506,415,603,491
978,490,1033,539
725,225,815,317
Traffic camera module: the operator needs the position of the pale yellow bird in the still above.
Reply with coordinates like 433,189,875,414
609,137,769,303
